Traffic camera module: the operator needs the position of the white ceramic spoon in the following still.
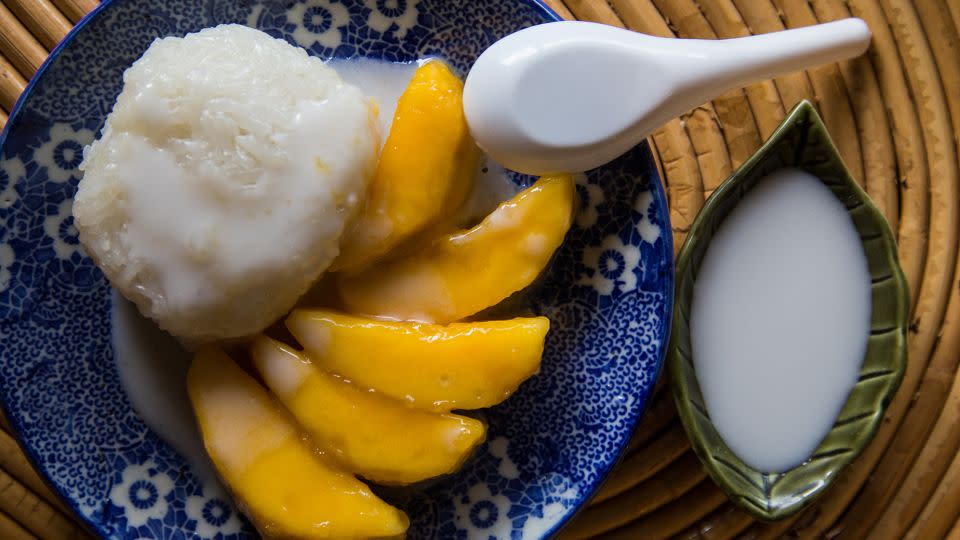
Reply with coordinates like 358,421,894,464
463,19,871,175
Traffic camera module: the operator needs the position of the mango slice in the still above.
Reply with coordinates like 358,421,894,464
250,336,486,485
187,347,409,539
286,309,549,411
337,174,575,323
335,60,479,271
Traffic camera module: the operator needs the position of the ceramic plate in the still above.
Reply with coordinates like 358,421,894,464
669,101,908,521
0,1,673,538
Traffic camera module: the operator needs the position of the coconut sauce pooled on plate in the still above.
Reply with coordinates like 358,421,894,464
689,167,872,473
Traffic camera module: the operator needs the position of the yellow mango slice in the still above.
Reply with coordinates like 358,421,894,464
187,347,409,539
334,60,479,271
250,336,486,485
337,174,575,323
286,309,549,411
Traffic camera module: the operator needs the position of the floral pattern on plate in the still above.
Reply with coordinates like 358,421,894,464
0,0,672,538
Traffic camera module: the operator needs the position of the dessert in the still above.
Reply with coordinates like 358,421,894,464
338,175,575,324
75,25,378,344
285,309,550,411
188,347,409,538
251,336,487,485
84,25,577,538
334,61,479,271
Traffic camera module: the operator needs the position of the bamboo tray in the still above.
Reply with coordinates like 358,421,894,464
1,0,959,538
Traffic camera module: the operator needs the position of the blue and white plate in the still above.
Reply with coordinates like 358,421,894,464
0,1,673,538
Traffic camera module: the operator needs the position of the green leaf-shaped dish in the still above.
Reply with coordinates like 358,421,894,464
668,100,909,521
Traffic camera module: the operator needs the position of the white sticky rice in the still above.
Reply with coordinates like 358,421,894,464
75,24,379,344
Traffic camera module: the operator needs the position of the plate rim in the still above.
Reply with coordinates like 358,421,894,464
0,1,674,538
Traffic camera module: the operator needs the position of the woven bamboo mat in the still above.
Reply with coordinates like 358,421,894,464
1,0,959,538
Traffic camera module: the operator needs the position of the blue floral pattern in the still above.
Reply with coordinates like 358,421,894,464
0,1,672,538
185,481,244,537
364,0,419,38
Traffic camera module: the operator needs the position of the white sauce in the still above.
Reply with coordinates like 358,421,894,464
113,58,517,481
328,59,417,142
111,291,218,481
690,168,872,473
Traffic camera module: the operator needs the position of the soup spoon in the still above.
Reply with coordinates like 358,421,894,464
463,18,871,175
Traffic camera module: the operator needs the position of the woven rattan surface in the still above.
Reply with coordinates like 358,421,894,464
0,0,958,538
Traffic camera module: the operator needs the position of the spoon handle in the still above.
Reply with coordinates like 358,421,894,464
673,18,872,102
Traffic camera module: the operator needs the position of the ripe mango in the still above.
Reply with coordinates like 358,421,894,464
286,309,549,411
335,60,479,271
337,174,575,323
250,336,486,485
187,347,408,539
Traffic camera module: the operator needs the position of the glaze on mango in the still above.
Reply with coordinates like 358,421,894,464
250,336,486,485
334,60,479,271
286,309,549,411
187,347,409,539
337,174,575,323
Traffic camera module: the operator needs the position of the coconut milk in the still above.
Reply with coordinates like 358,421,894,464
689,167,872,473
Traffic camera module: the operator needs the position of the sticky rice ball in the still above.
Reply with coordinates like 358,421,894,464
75,24,379,344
